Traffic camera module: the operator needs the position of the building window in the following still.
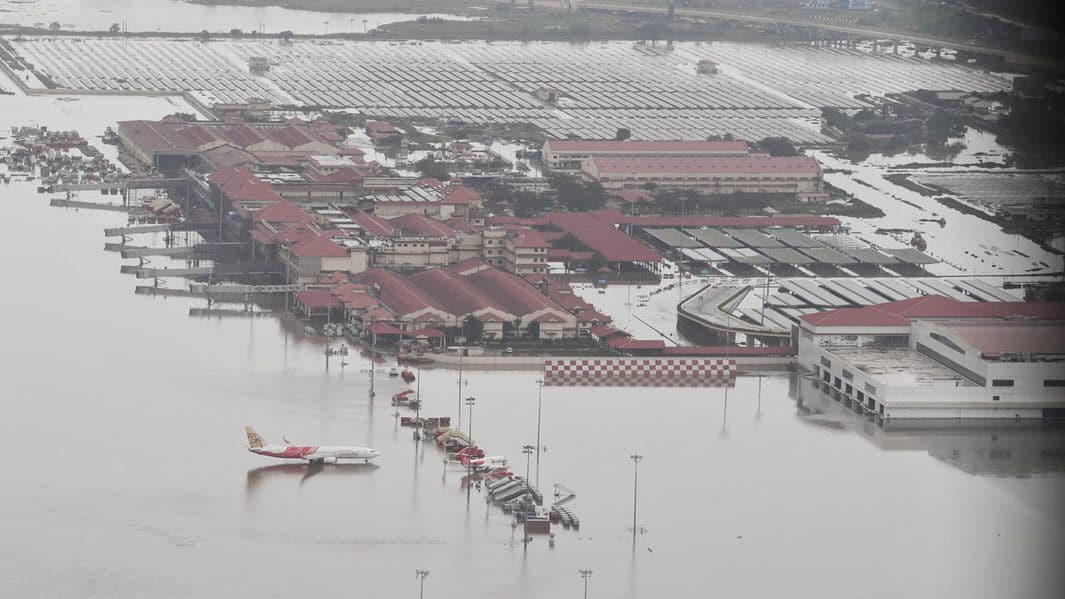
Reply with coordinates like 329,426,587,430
820,356,832,368
991,379,1014,387
1044,379,1065,387
864,383,877,396
842,369,853,381
992,395,1000,401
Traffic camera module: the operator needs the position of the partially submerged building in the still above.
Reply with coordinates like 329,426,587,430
582,156,823,194
542,139,749,170
797,296,1065,421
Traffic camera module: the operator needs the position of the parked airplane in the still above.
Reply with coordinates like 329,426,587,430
245,426,381,465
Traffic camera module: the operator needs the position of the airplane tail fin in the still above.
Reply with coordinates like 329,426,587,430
245,426,266,449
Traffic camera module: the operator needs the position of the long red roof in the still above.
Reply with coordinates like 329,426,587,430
290,235,349,258
348,211,397,238
391,213,455,237
357,269,448,317
544,213,661,263
589,210,839,229
589,155,822,175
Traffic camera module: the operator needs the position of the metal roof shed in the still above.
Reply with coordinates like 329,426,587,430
760,247,816,264
884,248,938,264
801,247,857,265
763,228,822,248
683,228,742,249
721,228,784,248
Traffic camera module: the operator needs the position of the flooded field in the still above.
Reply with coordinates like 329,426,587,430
7,37,1012,142
909,172,1065,214
0,0,472,34
2,94,1065,597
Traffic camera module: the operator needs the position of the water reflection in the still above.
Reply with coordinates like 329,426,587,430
245,462,379,492
792,374,1065,477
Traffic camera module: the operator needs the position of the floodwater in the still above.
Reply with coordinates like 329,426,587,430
0,0,472,33
1,95,1064,598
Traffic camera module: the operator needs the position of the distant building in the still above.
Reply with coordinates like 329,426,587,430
248,56,270,75
503,229,551,275
117,119,338,171
797,296,1065,421
695,60,718,75
542,139,749,170
536,86,559,104
365,120,400,143
581,155,823,194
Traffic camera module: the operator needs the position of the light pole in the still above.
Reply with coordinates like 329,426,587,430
630,453,643,547
369,316,377,400
456,346,465,426
579,569,593,598
522,444,534,481
522,444,534,547
465,396,476,501
414,365,422,441
415,569,429,599
534,378,544,488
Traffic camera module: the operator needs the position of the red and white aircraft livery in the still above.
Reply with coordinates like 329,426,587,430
245,426,381,465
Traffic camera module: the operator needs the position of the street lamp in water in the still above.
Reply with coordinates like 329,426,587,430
415,569,429,599
630,453,643,547
579,569,593,598
465,396,476,502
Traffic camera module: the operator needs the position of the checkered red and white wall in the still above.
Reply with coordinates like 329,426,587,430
543,358,736,387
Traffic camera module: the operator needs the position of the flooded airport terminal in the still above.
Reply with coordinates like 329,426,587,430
1,1,1064,597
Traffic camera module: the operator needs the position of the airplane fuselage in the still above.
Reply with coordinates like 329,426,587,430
250,444,381,463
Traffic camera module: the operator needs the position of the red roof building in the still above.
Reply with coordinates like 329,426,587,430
254,199,315,225
391,213,456,237
583,156,823,194
347,211,397,238
544,213,661,263
290,235,349,258
543,139,750,169
800,295,1065,330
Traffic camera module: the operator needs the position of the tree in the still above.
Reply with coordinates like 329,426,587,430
550,174,607,212
462,315,483,343
230,28,243,37
615,127,631,141
414,156,451,181
527,320,541,340
756,136,799,157
199,30,211,42
109,23,121,34
48,21,61,31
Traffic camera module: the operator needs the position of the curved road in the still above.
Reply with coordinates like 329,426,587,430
580,2,1057,67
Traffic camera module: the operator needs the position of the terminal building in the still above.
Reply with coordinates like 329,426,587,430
581,156,823,194
796,295,1065,422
